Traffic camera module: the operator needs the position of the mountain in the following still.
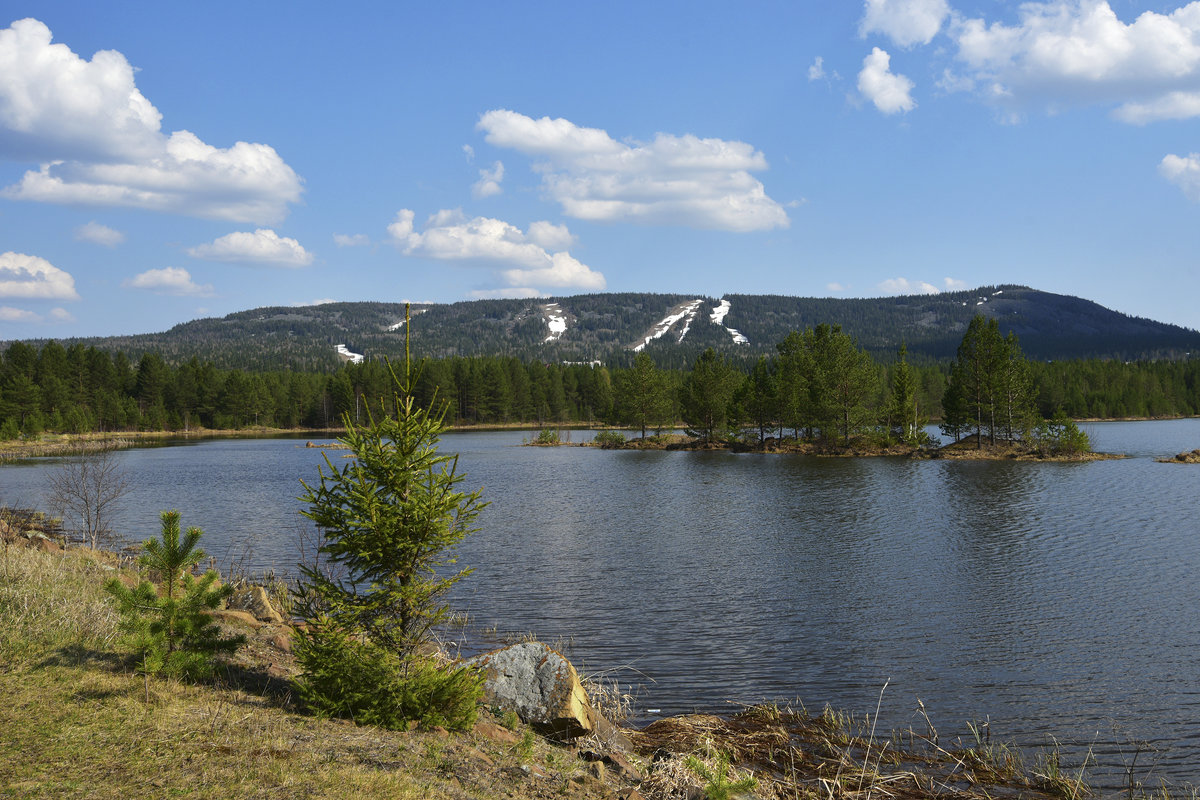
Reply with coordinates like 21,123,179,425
16,285,1200,371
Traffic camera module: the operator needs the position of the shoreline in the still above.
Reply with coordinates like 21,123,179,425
0,520,1128,799
3,412,1196,461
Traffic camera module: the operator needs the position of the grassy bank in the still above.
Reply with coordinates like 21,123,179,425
0,536,631,800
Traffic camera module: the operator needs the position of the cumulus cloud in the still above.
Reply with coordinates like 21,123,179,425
188,229,313,267
859,48,918,114
477,109,789,232
0,306,41,322
0,18,302,223
333,233,370,247
388,208,606,291
952,1,1200,122
861,0,950,47
0,252,79,299
526,220,575,250
48,307,74,322
943,276,969,290
878,277,940,294
1160,152,1200,200
125,266,214,296
808,57,827,81
1114,91,1200,124
74,221,125,247
827,282,850,292
472,160,505,198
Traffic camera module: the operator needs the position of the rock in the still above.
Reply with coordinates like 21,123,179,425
230,585,284,624
269,631,293,653
465,641,597,740
36,538,61,553
473,718,520,744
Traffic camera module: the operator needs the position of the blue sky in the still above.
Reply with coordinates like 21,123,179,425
3,0,1200,338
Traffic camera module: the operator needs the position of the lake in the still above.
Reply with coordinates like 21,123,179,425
2,419,1199,788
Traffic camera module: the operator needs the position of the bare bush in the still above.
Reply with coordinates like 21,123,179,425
45,447,130,549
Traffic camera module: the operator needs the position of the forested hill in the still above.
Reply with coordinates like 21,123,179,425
16,285,1200,371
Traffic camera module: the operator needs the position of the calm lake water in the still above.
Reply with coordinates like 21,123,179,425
3,420,1199,788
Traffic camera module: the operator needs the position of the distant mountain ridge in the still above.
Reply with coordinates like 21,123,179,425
15,285,1200,371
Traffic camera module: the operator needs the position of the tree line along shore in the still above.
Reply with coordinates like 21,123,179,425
2,314,1197,452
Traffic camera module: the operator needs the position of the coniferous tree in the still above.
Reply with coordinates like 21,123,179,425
948,315,1005,448
739,355,779,445
293,337,485,729
680,348,740,444
104,511,243,679
615,352,673,438
887,344,928,445
775,330,812,440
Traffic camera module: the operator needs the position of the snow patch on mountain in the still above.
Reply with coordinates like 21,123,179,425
335,344,364,364
386,307,427,331
633,299,703,352
710,299,749,345
543,303,569,342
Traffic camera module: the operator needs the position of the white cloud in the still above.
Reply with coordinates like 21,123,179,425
952,1,1200,122
526,220,575,250
48,307,73,322
188,229,313,267
0,306,41,322
477,109,789,232
809,56,827,81
859,48,918,114
879,277,940,294
472,160,505,198
387,209,415,240
0,252,79,299
74,221,125,247
1160,152,1200,200
389,208,606,291
0,19,302,223
125,266,214,296
861,0,951,47
827,282,850,292
462,144,475,161
1113,91,1200,123
333,233,370,247
291,298,338,307
943,277,969,291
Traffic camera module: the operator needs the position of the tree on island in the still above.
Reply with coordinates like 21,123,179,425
887,344,929,446
614,351,673,438
737,355,779,445
680,348,741,444
816,325,880,446
945,315,1038,448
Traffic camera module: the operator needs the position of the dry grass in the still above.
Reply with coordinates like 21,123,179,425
0,541,621,800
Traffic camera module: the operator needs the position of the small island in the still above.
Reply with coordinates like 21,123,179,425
1158,448,1200,463
529,316,1122,463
